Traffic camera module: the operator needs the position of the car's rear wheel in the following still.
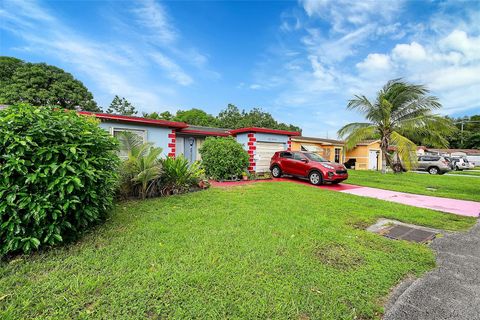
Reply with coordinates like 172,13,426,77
308,171,323,185
428,166,439,175
271,165,282,178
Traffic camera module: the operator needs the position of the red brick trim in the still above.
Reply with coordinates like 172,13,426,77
168,129,176,158
287,137,292,151
247,133,256,172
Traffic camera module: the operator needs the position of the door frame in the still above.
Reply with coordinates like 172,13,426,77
368,149,380,170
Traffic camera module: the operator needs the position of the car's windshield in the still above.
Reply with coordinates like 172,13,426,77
304,153,327,162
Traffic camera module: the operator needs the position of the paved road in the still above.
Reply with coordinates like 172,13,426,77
384,221,480,320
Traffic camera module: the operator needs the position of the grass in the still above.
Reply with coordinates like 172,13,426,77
345,170,480,202
448,170,480,176
0,183,476,319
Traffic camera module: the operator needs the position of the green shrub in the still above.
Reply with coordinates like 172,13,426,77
159,156,204,195
0,104,119,256
199,137,249,180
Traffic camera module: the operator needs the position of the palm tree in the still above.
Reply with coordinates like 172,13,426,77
117,132,163,199
338,79,455,173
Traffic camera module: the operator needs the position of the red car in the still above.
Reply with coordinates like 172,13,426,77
270,151,348,185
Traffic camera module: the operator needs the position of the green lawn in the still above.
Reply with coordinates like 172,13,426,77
0,183,475,319
448,170,480,176
345,170,480,202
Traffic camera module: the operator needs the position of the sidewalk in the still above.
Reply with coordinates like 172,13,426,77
210,178,480,217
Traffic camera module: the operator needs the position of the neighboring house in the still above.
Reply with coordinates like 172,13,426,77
291,136,345,163
79,112,300,173
291,136,383,170
344,140,383,170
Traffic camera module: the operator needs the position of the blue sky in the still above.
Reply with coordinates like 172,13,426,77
1,0,479,137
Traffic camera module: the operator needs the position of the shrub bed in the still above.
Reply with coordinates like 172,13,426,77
0,104,119,256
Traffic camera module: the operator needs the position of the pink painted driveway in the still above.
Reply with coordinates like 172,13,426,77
210,178,480,217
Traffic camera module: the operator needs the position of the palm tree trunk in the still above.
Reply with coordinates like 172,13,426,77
380,135,390,174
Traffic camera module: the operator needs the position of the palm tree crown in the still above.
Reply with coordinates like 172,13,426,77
338,79,454,173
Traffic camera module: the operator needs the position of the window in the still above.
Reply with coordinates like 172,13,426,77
280,151,293,158
334,148,341,163
112,128,147,158
293,153,306,161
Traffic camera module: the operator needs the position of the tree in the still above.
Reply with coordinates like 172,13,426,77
338,79,455,173
143,111,173,120
106,95,137,115
0,57,99,111
173,108,218,126
217,104,243,128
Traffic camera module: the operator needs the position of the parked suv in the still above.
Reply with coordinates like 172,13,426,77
415,156,451,174
270,151,348,185
451,157,474,171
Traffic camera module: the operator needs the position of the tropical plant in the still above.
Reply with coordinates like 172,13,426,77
0,104,119,256
117,132,162,199
159,156,204,195
338,79,455,173
199,137,250,180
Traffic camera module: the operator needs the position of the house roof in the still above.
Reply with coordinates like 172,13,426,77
291,136,344,145
426,148,480,155
356,140,380,146
229,127,301,136
79,111,188,129
178,125,230,137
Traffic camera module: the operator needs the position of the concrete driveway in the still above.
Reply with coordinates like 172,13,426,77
384,221,480,320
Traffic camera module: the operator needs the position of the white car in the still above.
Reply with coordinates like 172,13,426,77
452,157,474,170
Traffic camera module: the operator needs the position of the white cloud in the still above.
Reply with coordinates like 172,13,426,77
392,42,427,62
132,0,177,44
356,53,391,73
150,52,193,86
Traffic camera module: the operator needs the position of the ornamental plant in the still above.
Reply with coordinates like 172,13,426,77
199,137,249,180
0,104,119,256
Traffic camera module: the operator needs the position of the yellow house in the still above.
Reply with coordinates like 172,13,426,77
344,140,383,170
291,136,383,170
291,136,345,163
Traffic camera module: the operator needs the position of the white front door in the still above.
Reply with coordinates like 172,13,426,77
369,150,378,170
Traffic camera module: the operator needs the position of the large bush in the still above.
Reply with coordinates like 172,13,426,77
0,104,119,256
199,137,249,180
159,156,204,195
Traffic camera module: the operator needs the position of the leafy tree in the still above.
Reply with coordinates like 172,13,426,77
143,111,173,120
106,95,137,115
216,104,301,132
0,57,99,111
446,115,480,148
465,132,480,149
338,79,455,173
173,108,218,126
217,104,243,128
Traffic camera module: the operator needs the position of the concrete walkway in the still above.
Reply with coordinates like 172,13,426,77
210,178,480,217
384,221,480,320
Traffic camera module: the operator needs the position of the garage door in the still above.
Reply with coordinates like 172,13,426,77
255,142,285,172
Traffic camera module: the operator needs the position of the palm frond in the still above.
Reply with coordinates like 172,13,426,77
390,131,418,170
337,123,378,150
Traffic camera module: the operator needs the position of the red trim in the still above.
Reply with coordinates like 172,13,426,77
249,146,256,150
178,129,229,137
168,143,176,148
79,111,188,128
248,150,254,155
229,127,300,136
247,141,255,146
168,153,176,157
247,133,255,138
168,133,176,138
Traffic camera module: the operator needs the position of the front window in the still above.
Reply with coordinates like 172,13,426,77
304,152,327,162
112,128,146,158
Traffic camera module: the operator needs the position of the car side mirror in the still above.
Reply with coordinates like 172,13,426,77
301,158,309,163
